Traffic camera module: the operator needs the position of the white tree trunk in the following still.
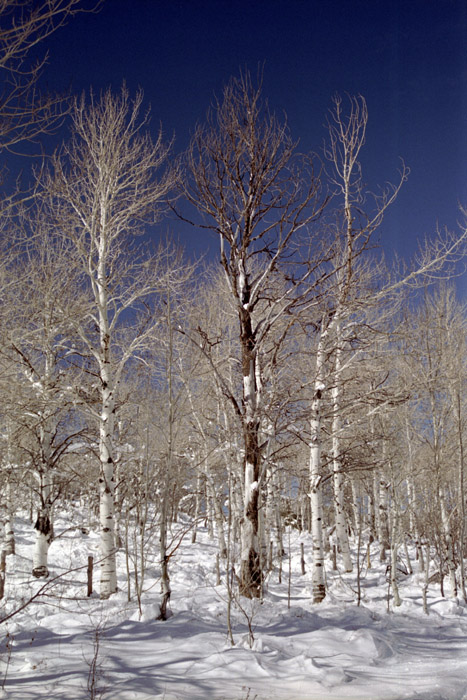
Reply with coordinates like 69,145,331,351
389,502,401,607
32,523,52,578
377,458,390,560
32,416,55,578
239,292,262,598
98,373,118,598
240,451,260,596
32,470,54,578
4,479,15,556
439,486,457,598
97,269,118,598
405,415,416,536
331,331,352,572
309,330,327,603
206,476,227,558
191,470,202,544
158,481,171,620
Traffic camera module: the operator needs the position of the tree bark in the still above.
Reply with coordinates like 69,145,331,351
238,285,262,598
97,292,118,599
331,325,352,572
309,329,327,603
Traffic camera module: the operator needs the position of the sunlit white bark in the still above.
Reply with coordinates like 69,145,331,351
331,322,352,572
309,328,328,603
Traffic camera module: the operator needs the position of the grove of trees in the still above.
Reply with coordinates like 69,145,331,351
0,1,466,622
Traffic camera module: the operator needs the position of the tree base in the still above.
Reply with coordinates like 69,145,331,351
312,583,326,603
32,565,49,578
239,555,262,598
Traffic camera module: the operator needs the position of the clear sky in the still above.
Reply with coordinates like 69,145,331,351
28,0,467,290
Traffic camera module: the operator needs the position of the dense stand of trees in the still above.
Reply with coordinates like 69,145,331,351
0,2,466,619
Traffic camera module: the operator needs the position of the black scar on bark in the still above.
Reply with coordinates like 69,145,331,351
34,513,51,535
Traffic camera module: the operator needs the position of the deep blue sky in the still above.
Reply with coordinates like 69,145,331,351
31,0,467,290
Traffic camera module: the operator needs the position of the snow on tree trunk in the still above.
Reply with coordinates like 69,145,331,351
240,449,261,598
238,285,262,598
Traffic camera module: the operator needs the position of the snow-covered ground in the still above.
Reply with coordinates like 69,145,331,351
2,514,467,700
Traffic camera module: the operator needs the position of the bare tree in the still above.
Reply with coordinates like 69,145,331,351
0,2,101,566
183,71,325,597
42,86,176,599
0,0,101,153
0,223,88,577
396,286,466,598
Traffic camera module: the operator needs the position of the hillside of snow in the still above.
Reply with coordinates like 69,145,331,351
1,514,467,700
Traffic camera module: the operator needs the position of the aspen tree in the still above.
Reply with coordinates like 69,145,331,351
183,72,324,597
0,0,98,154
43,87,175,598
0,0,102,567
0,225,88,577
395,288,466,598
309,322,328,602
322,96,407,574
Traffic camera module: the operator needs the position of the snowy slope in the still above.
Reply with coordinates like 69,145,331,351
1,514,467,700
